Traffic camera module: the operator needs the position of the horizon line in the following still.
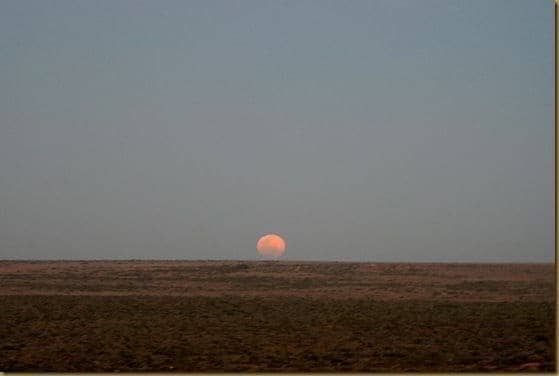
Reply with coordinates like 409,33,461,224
0,258,554,264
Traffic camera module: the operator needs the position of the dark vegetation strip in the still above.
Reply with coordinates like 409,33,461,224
0,295,554,372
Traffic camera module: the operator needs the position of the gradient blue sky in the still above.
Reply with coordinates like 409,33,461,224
0,0,553,261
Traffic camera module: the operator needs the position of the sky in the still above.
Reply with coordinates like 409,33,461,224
0,0,553,262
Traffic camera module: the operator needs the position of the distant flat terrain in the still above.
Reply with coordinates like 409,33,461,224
0,260,554,301
0,260,555,372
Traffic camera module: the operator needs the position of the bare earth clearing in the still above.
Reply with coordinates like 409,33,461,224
0,260,555,372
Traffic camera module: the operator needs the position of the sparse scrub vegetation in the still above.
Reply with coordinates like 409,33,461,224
0,261,554,372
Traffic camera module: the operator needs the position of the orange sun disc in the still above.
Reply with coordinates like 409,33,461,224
256,233,286,259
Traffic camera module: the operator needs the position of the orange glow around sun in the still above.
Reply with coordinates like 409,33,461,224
256,233,286,259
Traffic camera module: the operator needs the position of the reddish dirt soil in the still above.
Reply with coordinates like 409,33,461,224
0,261,555,372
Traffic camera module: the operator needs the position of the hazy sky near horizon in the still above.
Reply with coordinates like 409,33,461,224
0,0,553,261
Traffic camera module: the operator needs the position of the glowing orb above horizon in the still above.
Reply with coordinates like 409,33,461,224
256,233,286,259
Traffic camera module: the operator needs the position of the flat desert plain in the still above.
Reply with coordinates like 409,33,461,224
0,260,555,372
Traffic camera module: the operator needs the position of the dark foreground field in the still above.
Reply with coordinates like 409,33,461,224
0,261,555,372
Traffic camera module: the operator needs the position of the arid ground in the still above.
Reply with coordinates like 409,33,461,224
0,260,555,372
